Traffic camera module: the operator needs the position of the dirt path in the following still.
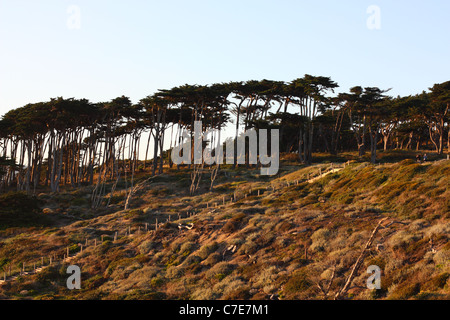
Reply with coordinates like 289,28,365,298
0,248,86,285
307,168,344,184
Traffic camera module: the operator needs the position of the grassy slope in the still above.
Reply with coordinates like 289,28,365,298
0,151,449,300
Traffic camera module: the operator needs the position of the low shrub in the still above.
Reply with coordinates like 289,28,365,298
283,270,312,296
0,192,49,229
204,252,222,266
165,266,185,279
205,262,234,281
197,242,218,260
423,273,449,290
389,282,421,300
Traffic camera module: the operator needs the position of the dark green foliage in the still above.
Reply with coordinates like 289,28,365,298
390,282,421,300
283,270,312,295
0,192,49,229
424,273,449,290
0,257,10,271
122,289,167,300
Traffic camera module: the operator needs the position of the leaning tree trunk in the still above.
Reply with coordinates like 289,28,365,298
429,125,440,153
335,218,388,300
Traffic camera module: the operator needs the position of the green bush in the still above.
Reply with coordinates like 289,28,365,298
71,197,88,206
0,192,49,229
198,242,219,260
425,273,449,290
390,282,421,299
0,257,10,271
151,277,164,288
205,262,234,280
283,270,312,295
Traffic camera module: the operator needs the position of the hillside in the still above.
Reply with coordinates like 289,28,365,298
0,152,449,300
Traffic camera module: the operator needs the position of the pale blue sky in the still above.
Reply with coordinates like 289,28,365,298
0,0,449,115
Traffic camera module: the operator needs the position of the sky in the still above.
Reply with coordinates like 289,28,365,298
0,0,449,117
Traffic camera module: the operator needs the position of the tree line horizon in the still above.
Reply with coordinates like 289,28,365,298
0,74,449,198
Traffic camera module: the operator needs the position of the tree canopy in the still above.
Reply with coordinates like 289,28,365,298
0,75,448,197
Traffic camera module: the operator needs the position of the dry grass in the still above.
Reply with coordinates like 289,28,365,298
0,152,449,300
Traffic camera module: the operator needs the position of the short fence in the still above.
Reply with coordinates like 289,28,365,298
1,162,348,285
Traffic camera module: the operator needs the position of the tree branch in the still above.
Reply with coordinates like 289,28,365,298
334,217,388,300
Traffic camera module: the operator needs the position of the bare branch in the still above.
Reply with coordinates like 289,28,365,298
334,217,388,300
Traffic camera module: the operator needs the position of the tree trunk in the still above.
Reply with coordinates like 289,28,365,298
383,133,389,151
447,127,450,155
370,128,378,164
144,130,152,169
335,218,388,300
359,116,367,157
429,125,439,153
55,134,65,192
307,123,314,164
298,128,304,162
438,118,444,155
152,128,159,176
405,131,413,150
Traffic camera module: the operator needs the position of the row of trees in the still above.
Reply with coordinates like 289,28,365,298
0,75,448,197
